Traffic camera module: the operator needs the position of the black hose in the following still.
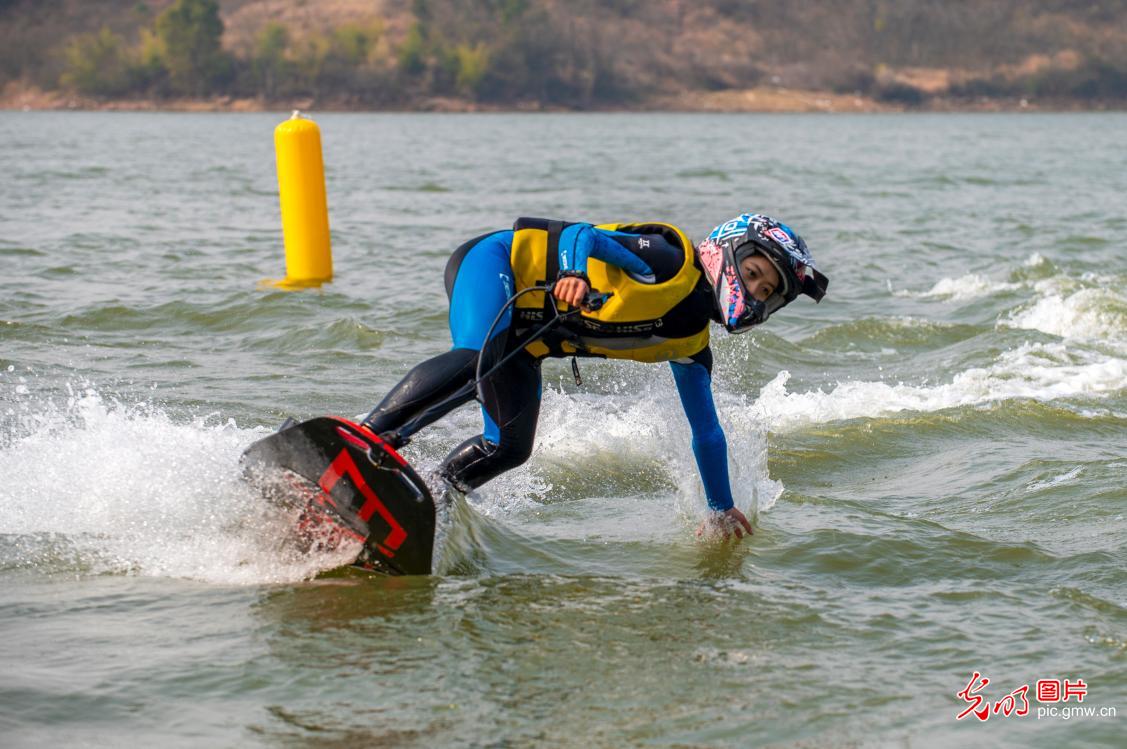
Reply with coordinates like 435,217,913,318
372,283,587,447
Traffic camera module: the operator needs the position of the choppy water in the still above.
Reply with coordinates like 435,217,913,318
1,111,1125,747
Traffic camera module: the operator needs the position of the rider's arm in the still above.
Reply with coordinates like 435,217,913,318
668,349,734,512
558,224,653,279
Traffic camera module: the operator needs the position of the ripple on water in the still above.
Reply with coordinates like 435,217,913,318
0,246,47,257
800,316,986,352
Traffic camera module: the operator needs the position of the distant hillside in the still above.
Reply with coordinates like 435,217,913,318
2,0,1126,110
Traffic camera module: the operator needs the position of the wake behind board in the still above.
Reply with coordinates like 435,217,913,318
240,417,435,575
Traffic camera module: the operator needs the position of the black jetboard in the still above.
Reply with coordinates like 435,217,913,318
240,416,435,575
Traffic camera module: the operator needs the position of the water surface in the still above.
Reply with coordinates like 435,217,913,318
1,112,1125,747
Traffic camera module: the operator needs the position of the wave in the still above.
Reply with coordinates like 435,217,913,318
1002,278,1127,342
893,273,1024,301
890,254,1125,345
750,341,1126,431
799,317,984,353
888,253,1067,302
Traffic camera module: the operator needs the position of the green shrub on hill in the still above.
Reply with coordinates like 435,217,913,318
60,27,135,96
154,0,231,95
34,0,1127,106
250,21,290,99
453,42,490,96
283,21,391,101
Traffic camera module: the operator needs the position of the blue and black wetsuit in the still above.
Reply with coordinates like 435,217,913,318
363,222,735,511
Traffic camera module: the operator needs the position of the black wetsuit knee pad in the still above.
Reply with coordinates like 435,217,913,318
441,432,535,491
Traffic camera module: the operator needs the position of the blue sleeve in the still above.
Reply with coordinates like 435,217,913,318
558,224,653,278
669,358,734,512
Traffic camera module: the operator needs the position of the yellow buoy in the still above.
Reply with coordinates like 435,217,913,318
264,111,332,289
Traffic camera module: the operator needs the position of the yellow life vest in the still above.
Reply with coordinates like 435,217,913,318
509,218,712,363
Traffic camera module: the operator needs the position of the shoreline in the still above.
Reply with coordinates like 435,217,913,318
2,82,1124,114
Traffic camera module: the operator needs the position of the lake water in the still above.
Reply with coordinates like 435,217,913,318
1,111,1125,747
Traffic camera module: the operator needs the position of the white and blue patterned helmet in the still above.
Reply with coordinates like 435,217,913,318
697,213,828,332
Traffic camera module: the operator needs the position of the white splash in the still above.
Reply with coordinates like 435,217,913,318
463,379,782,522
1025,466,1083,494
0,388,355,584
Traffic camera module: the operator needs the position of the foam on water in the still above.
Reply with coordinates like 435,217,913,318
0,385,357,584
1003,278,1127,342
893,273,1023,301
889,253,1114,315
855,259,1127,430
752,341,1125,430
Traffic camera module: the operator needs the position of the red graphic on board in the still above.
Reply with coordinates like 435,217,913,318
318,448,407,558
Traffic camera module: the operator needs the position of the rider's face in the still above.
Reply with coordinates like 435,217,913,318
738,253,780,303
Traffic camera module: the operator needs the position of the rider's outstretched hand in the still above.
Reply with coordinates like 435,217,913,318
697,507,754,541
